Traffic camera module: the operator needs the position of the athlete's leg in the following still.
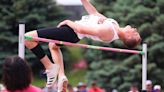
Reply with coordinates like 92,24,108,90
25,31,54,69
25,25,80,89
49,43,65,77
49,43,68,92
25,31,60,87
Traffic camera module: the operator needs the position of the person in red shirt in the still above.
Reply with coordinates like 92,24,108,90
87,81,104,92
1,56,43,92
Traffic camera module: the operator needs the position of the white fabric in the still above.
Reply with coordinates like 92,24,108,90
146,80,152,85
75,15,119,43
154,85,161,90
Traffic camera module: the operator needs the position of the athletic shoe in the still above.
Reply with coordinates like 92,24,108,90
57,76,68,92
45,64,60,88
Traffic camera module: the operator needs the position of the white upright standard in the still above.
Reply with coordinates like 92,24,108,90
18,23,25,59
142,43,147,92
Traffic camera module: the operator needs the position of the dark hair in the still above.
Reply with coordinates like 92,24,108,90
123,35,141,48
2,56,32,91
91,81,97,86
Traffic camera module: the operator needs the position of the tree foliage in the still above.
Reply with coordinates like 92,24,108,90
86,0,164,91
0,0,68,76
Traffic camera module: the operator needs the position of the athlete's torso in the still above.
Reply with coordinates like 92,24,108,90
75,15,119,43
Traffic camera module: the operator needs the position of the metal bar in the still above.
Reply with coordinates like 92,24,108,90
142,43,147,91
18,23,25,59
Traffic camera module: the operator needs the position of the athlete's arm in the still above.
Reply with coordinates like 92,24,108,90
57,20,99,36
80,0,107,19
57,20,114,41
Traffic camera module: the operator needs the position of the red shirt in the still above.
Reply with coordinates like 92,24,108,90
88,87,104,92
2,85,43,92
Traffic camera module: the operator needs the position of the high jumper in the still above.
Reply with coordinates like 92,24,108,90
24,0,141,92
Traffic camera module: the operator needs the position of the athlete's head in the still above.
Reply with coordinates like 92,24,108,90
119,25,141,48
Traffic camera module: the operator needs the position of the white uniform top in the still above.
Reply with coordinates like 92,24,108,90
75,14,119,43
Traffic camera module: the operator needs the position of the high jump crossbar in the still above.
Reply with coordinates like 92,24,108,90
25,36,144,55
19,24,147,92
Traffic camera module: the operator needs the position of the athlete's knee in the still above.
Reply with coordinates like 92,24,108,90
24,30,38,47
25,30,38,37
49,43,60,50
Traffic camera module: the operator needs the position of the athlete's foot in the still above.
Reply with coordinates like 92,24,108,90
57,76,68,92
45,64,60,88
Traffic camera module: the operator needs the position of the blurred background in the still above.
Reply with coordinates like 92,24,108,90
0,0,164,92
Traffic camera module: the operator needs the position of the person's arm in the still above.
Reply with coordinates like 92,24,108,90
57,20,99,36
80,0,107,19
57,20,113,41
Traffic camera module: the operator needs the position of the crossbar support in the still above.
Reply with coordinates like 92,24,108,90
142,43,147,92
18,23,25,59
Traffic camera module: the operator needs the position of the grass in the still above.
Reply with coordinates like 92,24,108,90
32,69,87,87
32,76,45,88
66,69,87,86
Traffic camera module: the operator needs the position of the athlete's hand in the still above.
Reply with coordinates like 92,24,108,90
57,20,71,28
